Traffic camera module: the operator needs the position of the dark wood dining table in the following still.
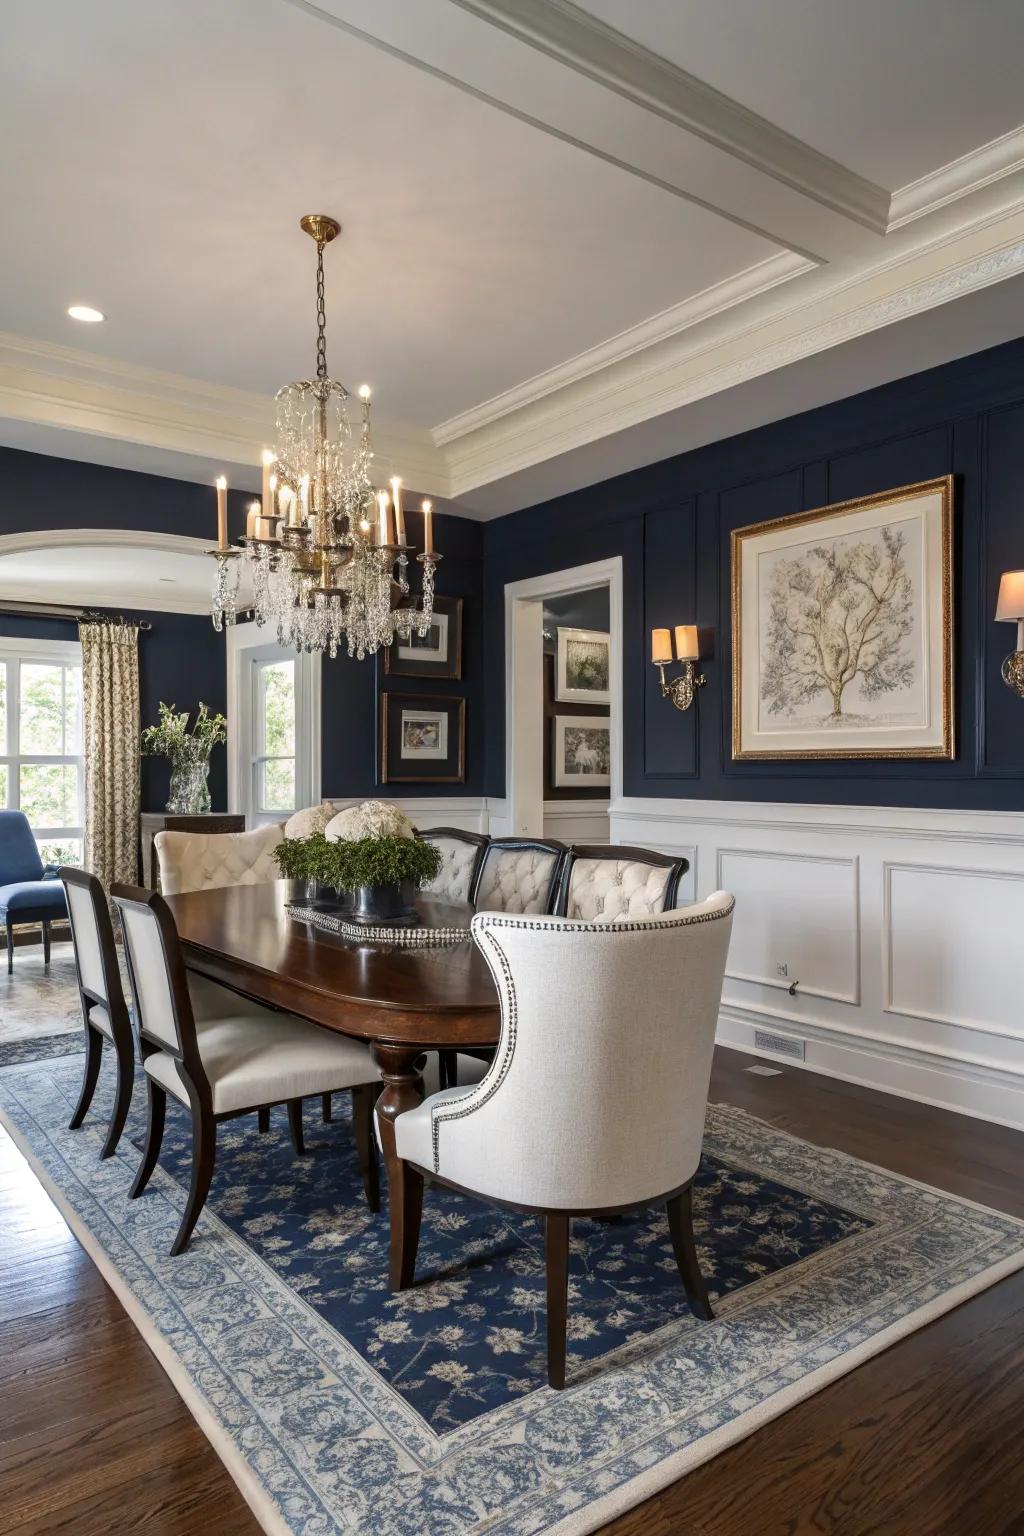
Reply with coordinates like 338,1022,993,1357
165,879,500,1285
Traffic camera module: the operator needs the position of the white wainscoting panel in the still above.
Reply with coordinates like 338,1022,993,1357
610,797,1024,1130
885,861,1024,1041
716,848,860,1004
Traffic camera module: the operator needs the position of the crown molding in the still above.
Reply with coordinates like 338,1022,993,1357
434,250,813,445
888,125,1024,231
444,204,1024,495
449,0,889,233
0,333,449,495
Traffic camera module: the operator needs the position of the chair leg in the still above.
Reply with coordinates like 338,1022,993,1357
42,920,51,966
321,1091,333,1123
286,1098,307,1157
170,1112,217,1257
257,1106,270,1134
351,1085,380,1213
68,1024,103,1130
6,920,13,975
100,1042,135,1160
389,1160,424,1292
545,1214,570,1390
666,1184,714,1321
129,1080,166,1199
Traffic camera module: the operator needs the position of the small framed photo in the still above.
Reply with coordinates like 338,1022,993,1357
555,626,611,705
384,596,463,680
552,715,611,788
381,693,466,783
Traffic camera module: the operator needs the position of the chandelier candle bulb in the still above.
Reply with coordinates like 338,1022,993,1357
215,476,228,550
245,500,261,540
651,628,673,664
377,490,392,547
422,500,433,556
390,477,405,544
674,625,699,661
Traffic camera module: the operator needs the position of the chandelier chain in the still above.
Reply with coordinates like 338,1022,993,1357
315,240,327,381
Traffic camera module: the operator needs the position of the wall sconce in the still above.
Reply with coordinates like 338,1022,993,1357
996,570,1024,698
651,625,706,711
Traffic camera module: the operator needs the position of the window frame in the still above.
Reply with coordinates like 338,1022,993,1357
0,635,85,857
226,624,320,827
253,656,297,818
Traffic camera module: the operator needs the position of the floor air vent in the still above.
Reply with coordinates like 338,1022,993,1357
753,1029,805,1062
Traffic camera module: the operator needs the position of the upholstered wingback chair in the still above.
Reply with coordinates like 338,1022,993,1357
417,827,489,905
558,844,687,922
471,837,566,914
0,810,68,973
390,892,735,1387
154,823,283,895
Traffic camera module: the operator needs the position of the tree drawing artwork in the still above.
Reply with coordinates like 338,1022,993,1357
761,526,915,722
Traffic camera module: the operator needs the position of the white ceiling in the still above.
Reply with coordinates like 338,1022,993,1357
1,0,1023,521
575,0,1024,188
0,539,242,615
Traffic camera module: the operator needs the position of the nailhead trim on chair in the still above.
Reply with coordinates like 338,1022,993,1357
430,927,519,1172
427,898,736,1173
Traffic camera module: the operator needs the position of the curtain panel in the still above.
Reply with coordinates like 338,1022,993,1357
81,620,141,888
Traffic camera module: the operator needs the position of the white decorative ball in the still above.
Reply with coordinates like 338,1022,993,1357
324,799,416,843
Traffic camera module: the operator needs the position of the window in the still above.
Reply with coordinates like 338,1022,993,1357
0,638,84,865
227,625,319,826
255,659,296,815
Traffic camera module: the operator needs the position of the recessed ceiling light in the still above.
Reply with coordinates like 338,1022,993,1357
67,304,105,323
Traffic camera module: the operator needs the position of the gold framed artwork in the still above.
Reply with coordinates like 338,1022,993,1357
731,476,954,761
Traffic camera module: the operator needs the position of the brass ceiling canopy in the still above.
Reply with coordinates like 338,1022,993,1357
299,213,341,244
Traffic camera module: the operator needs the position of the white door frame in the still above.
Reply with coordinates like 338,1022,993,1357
503,556,622,839
226,622,321,824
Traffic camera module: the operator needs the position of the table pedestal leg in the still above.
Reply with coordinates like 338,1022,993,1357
372,1042,426,1292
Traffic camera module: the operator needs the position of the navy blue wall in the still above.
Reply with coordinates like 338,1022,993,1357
482,336,1024,810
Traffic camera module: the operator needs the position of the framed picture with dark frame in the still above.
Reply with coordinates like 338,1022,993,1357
383,596,463,680
380,693,466,783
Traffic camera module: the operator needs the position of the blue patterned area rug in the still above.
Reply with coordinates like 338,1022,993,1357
2,1053,1023,1536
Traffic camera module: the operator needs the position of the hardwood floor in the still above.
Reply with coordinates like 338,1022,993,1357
1,1049,1022,1535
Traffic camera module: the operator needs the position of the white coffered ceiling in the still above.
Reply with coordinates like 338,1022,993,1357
1,0,1023,519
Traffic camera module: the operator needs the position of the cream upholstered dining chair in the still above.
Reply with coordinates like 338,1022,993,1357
111,884,383,1256
470,837,566,914
61,867,136,1159
388,892,735,1389
154,823,283,895
416,828,489,905
556,844,688,921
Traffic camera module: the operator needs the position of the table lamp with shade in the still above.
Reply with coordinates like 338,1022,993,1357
996,570,1024,698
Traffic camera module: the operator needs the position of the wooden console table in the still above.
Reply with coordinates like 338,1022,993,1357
139,812,246,889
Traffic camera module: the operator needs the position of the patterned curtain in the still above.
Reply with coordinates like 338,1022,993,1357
81,620,141,889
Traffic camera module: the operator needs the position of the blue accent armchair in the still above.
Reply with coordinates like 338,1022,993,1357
0,811,69,974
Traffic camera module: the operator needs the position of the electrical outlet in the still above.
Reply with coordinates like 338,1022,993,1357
776,962,788,978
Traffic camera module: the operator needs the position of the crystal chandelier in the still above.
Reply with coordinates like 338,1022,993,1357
210,214,439,658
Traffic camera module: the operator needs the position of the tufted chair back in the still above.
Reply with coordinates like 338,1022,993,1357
417,828,489,905
471,837,566,915
154,824,284,896
429,894,734,1210
558,844,687,922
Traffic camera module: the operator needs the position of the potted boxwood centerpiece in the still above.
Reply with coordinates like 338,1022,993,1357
275,800,441,926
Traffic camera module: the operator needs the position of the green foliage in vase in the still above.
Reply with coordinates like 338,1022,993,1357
274,832,441,893
141,701,228,765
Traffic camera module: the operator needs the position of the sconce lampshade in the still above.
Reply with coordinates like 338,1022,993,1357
674,625,699,661
995,570,1024,621
651,628,673,664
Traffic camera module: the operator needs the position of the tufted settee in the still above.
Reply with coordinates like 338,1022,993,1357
154,824,284,896
471,838,567,915
558,845,686,922
416,827,489,905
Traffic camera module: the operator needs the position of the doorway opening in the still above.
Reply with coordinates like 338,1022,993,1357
503,557,622,841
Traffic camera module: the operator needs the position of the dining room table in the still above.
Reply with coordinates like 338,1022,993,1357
164,878,500,1287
